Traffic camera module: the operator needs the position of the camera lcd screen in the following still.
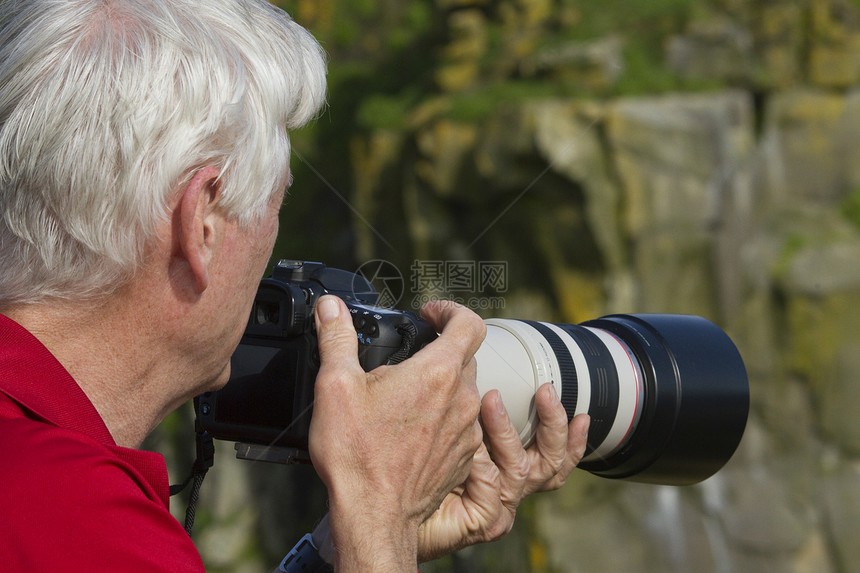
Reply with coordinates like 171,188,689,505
230,344,281,379
212,342,301,433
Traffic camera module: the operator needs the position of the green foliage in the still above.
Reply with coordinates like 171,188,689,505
778,233,809,274
614,37,726,95
276,0,435,57
841,188,860,232
567,0,726,95
445,81,572,123
356,92,418,130
388,3,433,51
560,0,699,39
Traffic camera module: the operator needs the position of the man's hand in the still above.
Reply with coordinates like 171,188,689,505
416,384,590,561
308,296,485,572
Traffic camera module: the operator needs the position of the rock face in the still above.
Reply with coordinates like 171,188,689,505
147,1,860,571
346,89,858,573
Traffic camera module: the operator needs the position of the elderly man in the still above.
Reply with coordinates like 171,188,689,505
0,1,588,571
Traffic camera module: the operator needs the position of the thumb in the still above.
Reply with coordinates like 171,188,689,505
314,295,360,375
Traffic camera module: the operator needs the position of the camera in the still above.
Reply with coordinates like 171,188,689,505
196,260,749,485
195,259,436,461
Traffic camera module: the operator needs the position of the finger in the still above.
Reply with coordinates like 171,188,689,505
461,443,515,541
540,413,591,492
532,383,570,463
480,390,530,507
416,444,503,562
481,390,529,481
314,295,363,382
521,383,575,494
419,300,486,366
462,443,503,519
564,413,591,473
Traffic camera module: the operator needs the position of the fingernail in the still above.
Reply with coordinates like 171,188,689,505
579,414,591,437
316,296,340,324
548,383,560,404
495,392,507,417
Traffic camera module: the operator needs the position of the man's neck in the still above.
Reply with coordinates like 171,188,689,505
3,291,198,448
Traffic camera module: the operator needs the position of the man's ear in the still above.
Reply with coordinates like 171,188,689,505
176,166,222,293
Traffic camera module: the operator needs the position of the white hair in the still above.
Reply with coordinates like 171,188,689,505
0,0,327,305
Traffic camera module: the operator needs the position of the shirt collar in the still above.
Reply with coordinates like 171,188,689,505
0,313,116,446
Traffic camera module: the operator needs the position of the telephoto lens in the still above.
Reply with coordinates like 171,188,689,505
473,314,749,485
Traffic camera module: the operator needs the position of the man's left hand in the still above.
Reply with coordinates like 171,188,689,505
416,383,590,561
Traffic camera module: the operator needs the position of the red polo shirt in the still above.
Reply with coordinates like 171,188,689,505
0,314,205,572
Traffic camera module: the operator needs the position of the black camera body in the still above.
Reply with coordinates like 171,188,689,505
195,260,436,460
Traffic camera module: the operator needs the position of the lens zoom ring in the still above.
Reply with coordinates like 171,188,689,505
555,324,620,459
518,321,578,422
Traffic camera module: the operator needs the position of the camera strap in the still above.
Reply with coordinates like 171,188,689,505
386,322,419,365
169,423,215,536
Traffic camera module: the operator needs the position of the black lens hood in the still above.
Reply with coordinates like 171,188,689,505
577,314,749,485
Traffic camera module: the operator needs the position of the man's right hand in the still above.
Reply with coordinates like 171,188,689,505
308,295,485,572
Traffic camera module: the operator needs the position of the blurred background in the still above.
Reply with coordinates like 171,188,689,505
146,0,860,571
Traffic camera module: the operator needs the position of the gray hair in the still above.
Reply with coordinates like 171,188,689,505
0,0,327,305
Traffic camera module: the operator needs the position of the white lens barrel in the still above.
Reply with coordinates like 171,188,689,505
474,320,560,445
474,319,644,458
